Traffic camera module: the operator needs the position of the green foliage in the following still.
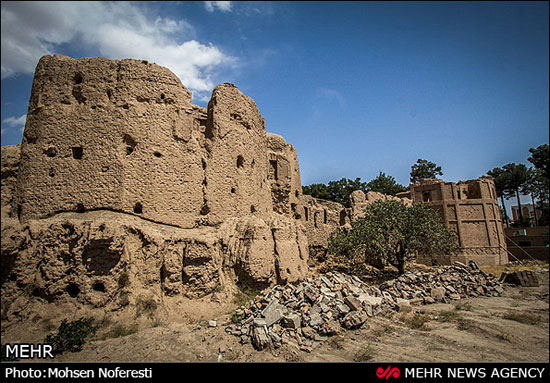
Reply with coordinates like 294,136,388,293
366,171,408,196
233,284,262,307
410,159,443,183
404,313,431,331
328,200,458,275
528,144,549,179
43,317,96,354
502,311,542,325
302,177,369,207
102,324,138,339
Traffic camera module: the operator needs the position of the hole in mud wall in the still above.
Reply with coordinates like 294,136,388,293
231,187,236,194
72,146,83,159
73,73,83,84
250,205,256,214
154,151,162,158
324,209,328,224
295,190,299,198
48,168,55,177
45,147,57,157
314,211,319,228
76,203,85,213
269,160,278,180
201,158,207,170
160,264,166,292
123,134,136,155
66,283,80,298
133,203,143,214
106,89,112,100
339,210,347,226
237,155,245,168
251,159,256,169
202,178,207,186
82,239,122,275
92,281,106,293
304,207,309,222
160,93,165,100
200,204,210,215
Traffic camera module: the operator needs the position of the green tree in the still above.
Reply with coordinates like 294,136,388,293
302,177,369,207
487,167,513,226
502,163,531,223
410,159,443,183
366,171,408,196
328,200,459,275
528,144,549,179
527,144,550,225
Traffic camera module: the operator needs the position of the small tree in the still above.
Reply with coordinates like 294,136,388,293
366,171,408,196
410,159,443,183
328,200,459,275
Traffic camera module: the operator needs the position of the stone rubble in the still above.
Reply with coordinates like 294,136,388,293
225,261,504,351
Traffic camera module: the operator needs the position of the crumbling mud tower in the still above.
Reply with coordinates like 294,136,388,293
405,178,508,265
1,55,310,318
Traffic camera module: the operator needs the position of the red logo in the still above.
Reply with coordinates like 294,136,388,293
376,366,401,380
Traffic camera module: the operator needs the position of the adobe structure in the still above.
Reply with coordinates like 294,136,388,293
0,55,507,322
397,178,509,266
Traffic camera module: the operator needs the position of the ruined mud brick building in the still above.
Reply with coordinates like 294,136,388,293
397,178,508,266
0,55,506,316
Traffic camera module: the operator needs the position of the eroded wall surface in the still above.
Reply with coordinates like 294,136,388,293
1,55,311,320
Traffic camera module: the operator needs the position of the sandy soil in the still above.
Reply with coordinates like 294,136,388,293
35,268,549,363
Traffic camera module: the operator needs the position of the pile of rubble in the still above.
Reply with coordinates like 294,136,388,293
225,262,504,351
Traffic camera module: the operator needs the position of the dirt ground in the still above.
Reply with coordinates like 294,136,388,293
26,267,546,363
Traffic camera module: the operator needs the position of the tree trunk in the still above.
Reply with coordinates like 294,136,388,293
531,194,538,227
516,188,523,222
500,196,510,227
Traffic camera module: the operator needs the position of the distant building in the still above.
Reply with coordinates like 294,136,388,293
510,203,542,225
504,226,549,262
402,177,508,266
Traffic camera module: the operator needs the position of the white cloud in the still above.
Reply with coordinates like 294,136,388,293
204,2,232,13
2,114,27,135
317,88,346,108
1,2,234,98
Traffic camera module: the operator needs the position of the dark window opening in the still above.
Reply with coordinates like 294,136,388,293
72,146,83,159
133,203,143,214
76,203,85,213
324,209,328,224
154,151,162,158
339,210,347,226
46,147,56,157
123,134,136,155
295,190,299,198
423,191,432,202
73,73,83,84
92,282,106,293
269,160,278,180
66,283,80,297
304,207,309,222
237,155,245,168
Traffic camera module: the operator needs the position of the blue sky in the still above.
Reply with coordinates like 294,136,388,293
1,1,548,209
